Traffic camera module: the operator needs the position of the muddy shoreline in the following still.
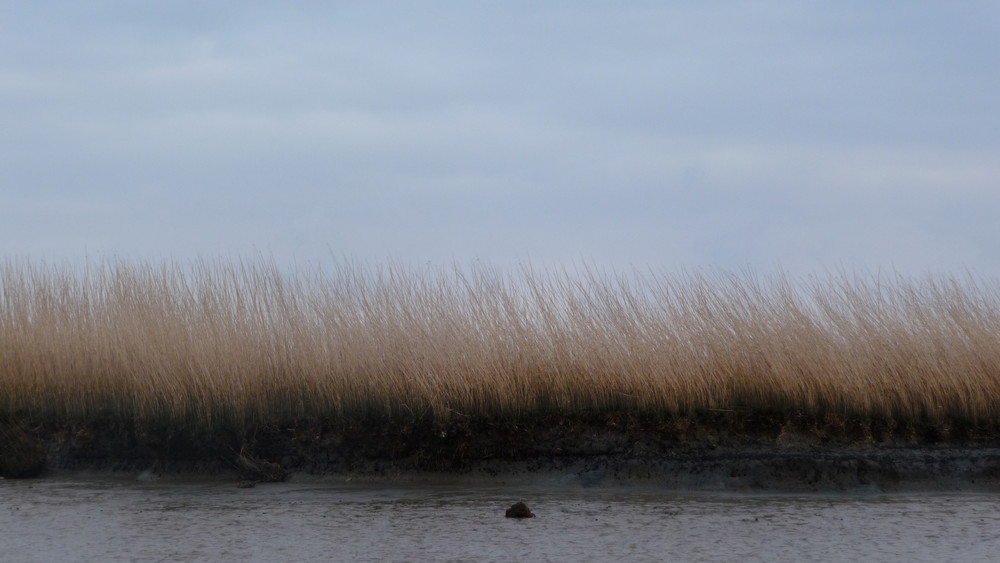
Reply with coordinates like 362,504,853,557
5,412,1000,490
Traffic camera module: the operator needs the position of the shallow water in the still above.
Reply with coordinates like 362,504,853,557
3,477,1000,562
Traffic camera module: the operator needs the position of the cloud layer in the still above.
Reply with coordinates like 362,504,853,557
3,2,999,275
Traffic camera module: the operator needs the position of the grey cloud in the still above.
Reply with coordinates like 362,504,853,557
2,2,999,276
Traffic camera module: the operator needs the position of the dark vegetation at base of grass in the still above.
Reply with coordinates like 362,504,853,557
5,410,1000,479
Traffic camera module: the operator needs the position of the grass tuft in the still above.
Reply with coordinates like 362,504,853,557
2,258,1000,432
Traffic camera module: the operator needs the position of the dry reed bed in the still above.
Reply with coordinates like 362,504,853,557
2,258,1000,429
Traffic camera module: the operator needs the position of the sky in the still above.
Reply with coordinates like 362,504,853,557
2,2,999,276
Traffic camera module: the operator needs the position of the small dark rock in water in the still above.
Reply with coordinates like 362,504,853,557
236,480,257,488
505,502,534,518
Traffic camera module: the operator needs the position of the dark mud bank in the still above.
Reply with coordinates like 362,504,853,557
6,413,1000,490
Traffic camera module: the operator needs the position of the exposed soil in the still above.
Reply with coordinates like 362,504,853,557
5,411,1000,490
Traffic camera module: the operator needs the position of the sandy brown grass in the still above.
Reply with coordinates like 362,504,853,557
2,258,1000,429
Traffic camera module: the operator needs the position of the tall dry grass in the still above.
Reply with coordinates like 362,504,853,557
2,258,1000,428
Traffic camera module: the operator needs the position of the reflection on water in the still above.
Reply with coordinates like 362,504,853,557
3,477,999,562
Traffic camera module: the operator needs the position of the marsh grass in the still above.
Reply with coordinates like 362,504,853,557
2,258,1000,432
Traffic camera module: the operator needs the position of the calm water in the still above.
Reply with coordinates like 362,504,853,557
2,476,999,562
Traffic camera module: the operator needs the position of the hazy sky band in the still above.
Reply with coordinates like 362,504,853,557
3,2,998,273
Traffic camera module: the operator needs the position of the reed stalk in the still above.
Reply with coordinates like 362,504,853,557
2,258,999,430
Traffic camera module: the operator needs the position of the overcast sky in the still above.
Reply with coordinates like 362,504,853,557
3,2,999,276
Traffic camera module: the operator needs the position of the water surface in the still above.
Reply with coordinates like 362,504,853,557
3,477,998,561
